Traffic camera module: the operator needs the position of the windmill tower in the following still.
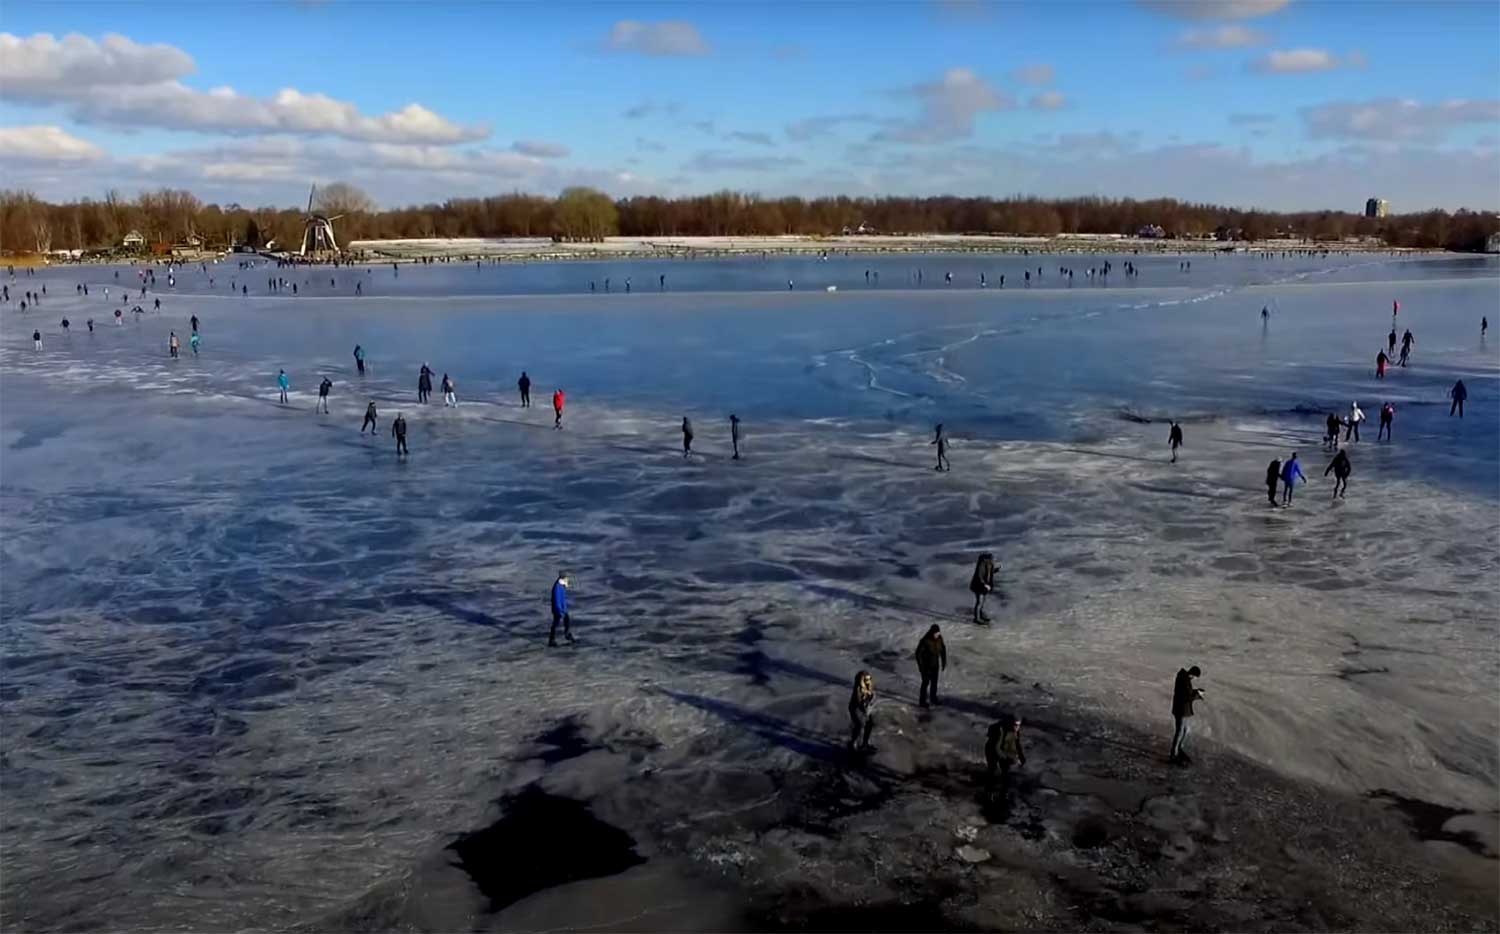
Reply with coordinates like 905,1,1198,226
299,184,343,257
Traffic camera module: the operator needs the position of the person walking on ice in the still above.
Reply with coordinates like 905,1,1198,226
1168,421,1183,463
277,369,290,405
518,371,531,407
970,552,997,623
729,414,741,459
681,417,694,458
1169,665,1204,765
169,332,179,358
914,624,947,707
317,377,333,414
553,388,566,429
32,330,41,351
441,373,456,407
1450,380,1467,417
391,413,408,457
361,401,378,434
1325,448,1351,499
931,423,950,472
847,671,876,753
549,572,574,646
1280,452,1306,505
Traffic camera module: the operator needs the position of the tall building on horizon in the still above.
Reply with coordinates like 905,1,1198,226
1365,198,1390,218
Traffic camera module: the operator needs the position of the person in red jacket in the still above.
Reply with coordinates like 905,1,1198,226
552,388,566,429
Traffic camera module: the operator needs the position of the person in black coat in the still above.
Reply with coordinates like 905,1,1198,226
1170,666,1204,764
969,553,997,623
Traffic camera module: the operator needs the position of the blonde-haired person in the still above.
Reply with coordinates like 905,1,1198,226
847,671,876,753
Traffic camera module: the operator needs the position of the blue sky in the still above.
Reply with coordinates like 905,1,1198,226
1,0,1497,211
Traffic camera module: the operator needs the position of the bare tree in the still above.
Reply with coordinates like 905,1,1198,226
313,182,375,216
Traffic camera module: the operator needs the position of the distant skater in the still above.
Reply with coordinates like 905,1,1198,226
1325,448,1351,498
1280,452,1306,505
1399,329,1414,367
729,414,741,459
1387,327,1397,356
1378,402,1394,441
190,314,199,333
553,388,565,429
317,377,333,414
1261,306,1269,322
914,624,947,707
418,365,432,404
353,344,365,375
1375,350,1387,380
1168,421,1183,463
277,369,290,405
1169,665,1204,765
442,374,456,407
1449,380,1467,417
168,331,181,357
190,332,200,355
549,572,574,646
931,423,950,472
681,417,694,458
1324,412,1341,450
970,552,997,623
32,330,41,351
847,671,876,753
391,413,408,456
361,401,378,434
1483,317,1489,337
518,371,531,407
1345,402,1365,442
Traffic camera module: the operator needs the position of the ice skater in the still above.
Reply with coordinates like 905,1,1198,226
1449,380,1467,417
1169,665,1204,765
553,388,565,429
914,624,947,707
391,413,408,456
1378,402,1394,441
931,423,950,472
1399,329,1414,367
361,401,378,433
970,552,997,623
32,329,41,351
681,416,694,458
441,373,456,407
317,377,333,414
847,671,876,753
1375,350,1388,380
417,365,432,404
190,332,200,355
986,715,1026,792
1325,448,1351,498
277,369,290,404
1387,327,1397,356
518,371,531,407
729,414,741,459
190,314,199,333
353,344,365,375
1280,452,1306,505
1345,402,1365,442
549,572,574,646
1483,317,1489,338
168,331,179,358
1168,421,1183,463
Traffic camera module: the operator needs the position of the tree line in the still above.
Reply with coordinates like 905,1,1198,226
2,185,1495,255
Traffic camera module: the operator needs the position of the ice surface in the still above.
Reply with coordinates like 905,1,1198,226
1,254,1496,929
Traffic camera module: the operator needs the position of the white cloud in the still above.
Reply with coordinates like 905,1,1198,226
725,130,775,146
688,150,804,172
1301,98,1500,141
605,20,709,57
785,113,879,141
0,125,105,162
0,32,193,99
876,68,1011,143
1012,64,1055,86
1248,48,1341,73
1138,0,1291,20
512,140,570,158
1175,25,1268,49
1029,92,1068,111
0,31,484,145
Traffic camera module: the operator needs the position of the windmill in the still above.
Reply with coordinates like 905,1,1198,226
299,184,343,256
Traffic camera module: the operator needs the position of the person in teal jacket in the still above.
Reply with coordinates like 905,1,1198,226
277,369,290,405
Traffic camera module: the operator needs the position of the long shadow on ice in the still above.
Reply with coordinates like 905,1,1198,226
393,590,508,629
803,583,960,623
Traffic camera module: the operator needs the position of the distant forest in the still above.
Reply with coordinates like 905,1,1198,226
2,184,1496,254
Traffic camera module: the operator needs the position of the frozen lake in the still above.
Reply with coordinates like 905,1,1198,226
2,252,1497,929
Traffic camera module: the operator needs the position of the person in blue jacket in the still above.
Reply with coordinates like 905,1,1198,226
277,369,290,405
549,572,574,647
1280,452,1306,506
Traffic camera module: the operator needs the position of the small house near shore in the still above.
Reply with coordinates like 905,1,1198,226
121,230,145,250
1485,232,1500,254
